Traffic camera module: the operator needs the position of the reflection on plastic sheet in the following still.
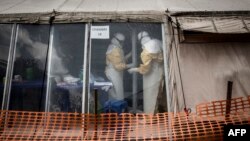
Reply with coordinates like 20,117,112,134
48,24,85,113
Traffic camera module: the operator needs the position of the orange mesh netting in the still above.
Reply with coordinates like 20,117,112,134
0,97,249,140
196,96,250,116
0,111,82,140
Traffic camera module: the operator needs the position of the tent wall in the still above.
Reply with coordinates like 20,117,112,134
176,42,250,112
176,16,250,34
1,0,250,15
182,32,250,43
1,0,250,24
166,22,186,113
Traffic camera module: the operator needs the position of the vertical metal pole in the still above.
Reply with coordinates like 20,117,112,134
45,26,54,113
82,23,90,114
132,30,138,112
162,21,173,141
226,81,233,119
3,24,18,110
1,24,18,135
82,23,91,140
87,23,92,114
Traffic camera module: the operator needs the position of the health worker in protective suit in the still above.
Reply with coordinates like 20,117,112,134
128,31,164,114
105,33,132,101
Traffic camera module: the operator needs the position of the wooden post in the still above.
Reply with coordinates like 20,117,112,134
94,89,98,139
226,81,233,119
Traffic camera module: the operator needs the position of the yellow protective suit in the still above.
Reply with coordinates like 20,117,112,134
138,39,164,114
105,45,126,100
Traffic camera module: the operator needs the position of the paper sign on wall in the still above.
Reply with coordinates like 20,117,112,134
91,26,109,39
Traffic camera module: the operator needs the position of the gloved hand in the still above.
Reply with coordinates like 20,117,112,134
128,68,138,74
125,51,132,60
101,85,111,92
63,75,80,83
126,63,135,68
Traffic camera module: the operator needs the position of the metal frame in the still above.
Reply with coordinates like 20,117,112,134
2,24,18,110
45,25,54,112
162,22,173,141
82,23,90,113
87,23,93,113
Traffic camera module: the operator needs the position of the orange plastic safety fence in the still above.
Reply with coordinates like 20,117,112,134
0,111,249,141
0,111,82,140
196,96,250,117
0,97,250,140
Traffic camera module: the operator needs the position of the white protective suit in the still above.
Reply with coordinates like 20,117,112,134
129,31,164,114
105,33,127,100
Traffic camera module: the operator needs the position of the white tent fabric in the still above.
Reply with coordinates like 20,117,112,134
176,16,250,33
1,0,250,32
166,23,250,113
177,43,250,112
0,0,250,14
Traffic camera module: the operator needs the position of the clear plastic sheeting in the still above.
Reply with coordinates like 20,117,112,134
89,23,167,114
46,24,85,113
0,23,88,113
9,24,50,112
0,24,12,108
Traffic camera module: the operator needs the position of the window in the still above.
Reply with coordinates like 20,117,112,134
9,25,50,111
1,23,87,113
0,24,12,109
46,24,86,113
1,22,167,114
89,23,166,114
